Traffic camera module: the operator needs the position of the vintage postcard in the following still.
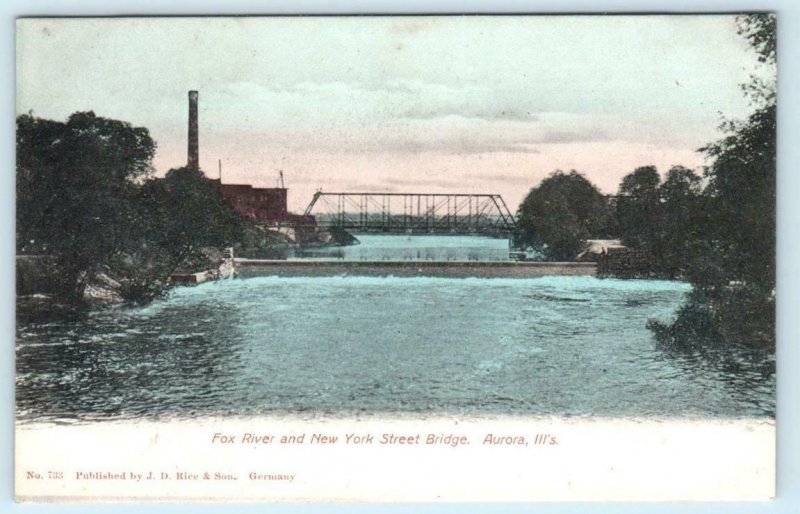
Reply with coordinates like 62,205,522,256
15,15,776,502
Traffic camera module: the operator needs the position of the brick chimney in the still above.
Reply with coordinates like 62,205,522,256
188,90,199,170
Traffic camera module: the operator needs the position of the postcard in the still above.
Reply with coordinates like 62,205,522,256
15,14,776,502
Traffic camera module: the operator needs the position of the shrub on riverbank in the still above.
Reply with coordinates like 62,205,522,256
649,285,775,351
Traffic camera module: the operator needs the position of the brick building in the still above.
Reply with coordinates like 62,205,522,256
211,180,288,224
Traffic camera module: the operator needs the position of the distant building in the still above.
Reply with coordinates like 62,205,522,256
209,179,287,223
210,179,313,226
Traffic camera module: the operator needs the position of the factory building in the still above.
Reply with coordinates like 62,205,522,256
186,90,305,226
213,181,288,224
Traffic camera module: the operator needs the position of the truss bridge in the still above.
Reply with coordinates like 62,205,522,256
303,192,517,236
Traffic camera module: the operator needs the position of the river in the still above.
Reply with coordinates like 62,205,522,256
16,236,775,423
293,234,511,261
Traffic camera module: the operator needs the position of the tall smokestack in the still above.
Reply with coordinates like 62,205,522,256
188,90,199,170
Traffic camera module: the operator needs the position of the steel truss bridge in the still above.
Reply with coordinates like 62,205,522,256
303,192,517,236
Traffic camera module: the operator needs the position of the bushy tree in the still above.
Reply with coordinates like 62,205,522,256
652,14,776,349
615,165,662,249
16,112,156,302
111,167,246,303
517,170,612,260
657,166,705,278
696,105,775,292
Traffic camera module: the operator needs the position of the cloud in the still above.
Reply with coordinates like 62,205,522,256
198,79,679,161
462,172,537,185
383,176,465,189
212,79,547,126
346,139,542,156
401,106,542,123
539,129,610,144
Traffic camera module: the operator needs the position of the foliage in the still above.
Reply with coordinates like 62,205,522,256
650,13,776,349
650,284,775,350
516,170,612,260
16,111,258,306
648,289,723,349
234,224,291,259
145,167,245,258
737,13,776,64
615,166,662,249
694,105,776,292
657,166,705,278
110,167,247,304
613,165,706,278
16,112,156,302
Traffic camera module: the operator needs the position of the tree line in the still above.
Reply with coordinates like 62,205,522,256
515,164,706,278
515,14,776,349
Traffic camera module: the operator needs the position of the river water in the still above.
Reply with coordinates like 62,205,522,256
16,236,775,423
293,234,511,261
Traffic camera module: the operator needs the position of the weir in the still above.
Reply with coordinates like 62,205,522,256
234,259,596,279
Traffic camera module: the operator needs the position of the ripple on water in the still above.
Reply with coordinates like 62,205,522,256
16,274,774,421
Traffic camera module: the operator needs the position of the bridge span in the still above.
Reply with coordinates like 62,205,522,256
303,192,517,236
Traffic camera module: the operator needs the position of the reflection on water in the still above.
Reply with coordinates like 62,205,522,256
16,276,775,423
294,234,510,261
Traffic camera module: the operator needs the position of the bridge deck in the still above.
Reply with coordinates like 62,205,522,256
234,259,596,278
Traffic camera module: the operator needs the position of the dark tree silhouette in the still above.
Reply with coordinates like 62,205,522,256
17,112,156,302
112,167,247,303
616,165,662,249
517,170,612,261
650,13,776,349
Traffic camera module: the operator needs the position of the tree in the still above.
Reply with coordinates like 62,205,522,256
697,110,775,292
16,112,156,302
651,14,777,349
517,170,612,261
615,165,662,249
111,167,246,303
657,165,705,278
693,14,775,295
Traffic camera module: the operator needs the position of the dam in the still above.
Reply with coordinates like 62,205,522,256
234,234,595,278
235,259,596,279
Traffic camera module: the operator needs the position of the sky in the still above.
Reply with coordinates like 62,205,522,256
16,15,770,212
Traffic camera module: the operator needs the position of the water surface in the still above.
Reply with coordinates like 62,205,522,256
16,275,775,422
293,234,510,261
